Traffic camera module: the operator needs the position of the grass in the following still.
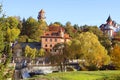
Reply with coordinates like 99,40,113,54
27,70,120,80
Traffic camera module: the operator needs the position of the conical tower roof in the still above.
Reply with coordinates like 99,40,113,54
106,15,112,22
39,9,45,13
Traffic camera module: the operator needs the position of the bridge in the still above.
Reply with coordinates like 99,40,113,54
14,64,59,80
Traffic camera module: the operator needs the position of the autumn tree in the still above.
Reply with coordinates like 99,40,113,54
71,32,110,69
80,25,112,53
110,44,120,69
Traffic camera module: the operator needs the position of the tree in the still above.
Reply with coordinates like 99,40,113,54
37,48,45,57
71,32,110,69
110,44,120,69
0,5,13,79
32,19,48,41
22,17,38,38
18,35,28,42
68,39,81,59
5,16,19,29
0,28,4,54
65,21,75,38
6,28,20,42
49,22,63,27
80,25,112,53
49,43,67,71
24,45,37,59
21,17,46,41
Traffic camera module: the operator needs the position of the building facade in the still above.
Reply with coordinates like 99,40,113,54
41,26,70,52
38,9,70,52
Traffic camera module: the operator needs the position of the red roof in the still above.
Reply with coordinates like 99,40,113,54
41,25,70,39
48,26,65,32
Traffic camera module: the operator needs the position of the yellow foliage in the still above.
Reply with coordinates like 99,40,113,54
6,28,20,42
110,45,120,69
75,32,110,67
25,45,37,59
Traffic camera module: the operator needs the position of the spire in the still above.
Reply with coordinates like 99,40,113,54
39,9,45,14
106,15,112,22
38,9,46,21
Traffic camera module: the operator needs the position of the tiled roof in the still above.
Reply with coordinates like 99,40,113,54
41,25,70,39
48,26,65,32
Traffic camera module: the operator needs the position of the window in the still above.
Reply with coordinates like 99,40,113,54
45,38,47,41
45,49,47,52
50,44,52,47
45,44,47,47
55,38,57,42
50,38,52,42
50,49,52,51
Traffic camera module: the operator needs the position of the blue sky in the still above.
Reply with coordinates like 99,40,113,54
1,0,120,26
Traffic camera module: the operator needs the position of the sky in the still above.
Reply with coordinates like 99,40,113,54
1,0,120,26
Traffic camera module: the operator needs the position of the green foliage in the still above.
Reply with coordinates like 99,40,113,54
65,21,76,38
0,44,13,80
37,48,45,57
22,17,38,37
0,28,4,54
21,17,47,41
24,45,37,59
5,16,19,29
18,35,28,42
50,22,63,27
68,39,81,59
6,27,20,42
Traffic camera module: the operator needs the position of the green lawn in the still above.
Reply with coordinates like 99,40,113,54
27,70,120,80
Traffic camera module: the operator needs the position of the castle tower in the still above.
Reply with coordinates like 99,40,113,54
105,15,114,38
106,15,112,25
38,9,46,21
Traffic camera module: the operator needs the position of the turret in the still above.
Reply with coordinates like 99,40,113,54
106,15,112,25
37,9,46,21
